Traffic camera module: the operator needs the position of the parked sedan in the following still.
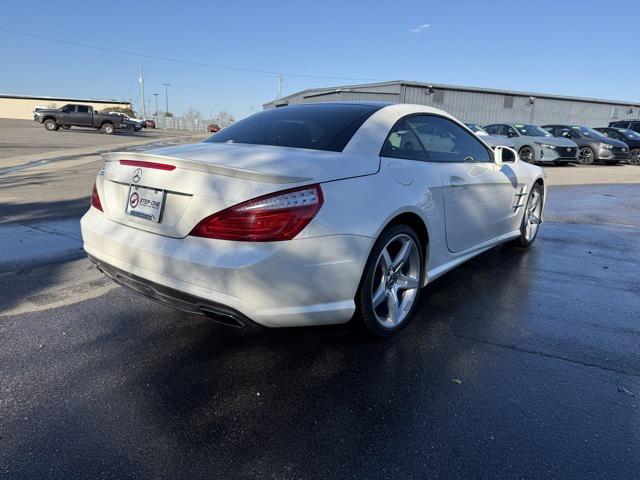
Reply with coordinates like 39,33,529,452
595,127,640,165
542,124,630,165
110,113,145,131
82,102,545,337
465,123,515,148
207,123,221,133
484,123,578,164
609,120,640,135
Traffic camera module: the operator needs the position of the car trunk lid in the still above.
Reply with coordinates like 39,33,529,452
98,142,378,238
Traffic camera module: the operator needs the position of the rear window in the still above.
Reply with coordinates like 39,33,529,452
205,103,382,152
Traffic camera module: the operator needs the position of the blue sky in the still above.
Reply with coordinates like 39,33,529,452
1,0,638,119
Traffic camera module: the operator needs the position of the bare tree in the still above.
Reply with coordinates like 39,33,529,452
183,107,202,122
214,110,235,128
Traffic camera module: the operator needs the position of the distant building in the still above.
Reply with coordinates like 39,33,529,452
0,94,132,120
263,80,640,127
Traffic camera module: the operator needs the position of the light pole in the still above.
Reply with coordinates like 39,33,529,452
153,93,159,117
162,83,170,116
139,67,146,119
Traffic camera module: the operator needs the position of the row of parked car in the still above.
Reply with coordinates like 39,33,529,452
33,104,155,134
465,121,640,166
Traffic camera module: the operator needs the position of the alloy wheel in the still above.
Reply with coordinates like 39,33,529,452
578,147,593,165
630,149,640,165
525,188,543,242
519,147,534,163
370,234,421,329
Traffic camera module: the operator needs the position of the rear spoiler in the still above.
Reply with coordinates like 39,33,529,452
103,152,312,184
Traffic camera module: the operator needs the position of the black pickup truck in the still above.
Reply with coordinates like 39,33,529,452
34,104,124,134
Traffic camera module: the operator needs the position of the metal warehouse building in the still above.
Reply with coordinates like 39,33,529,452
263,80,640,127
0,94,131,120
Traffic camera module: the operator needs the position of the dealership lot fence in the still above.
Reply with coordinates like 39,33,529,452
150,116,215,132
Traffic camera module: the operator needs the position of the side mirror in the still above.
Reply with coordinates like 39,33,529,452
494,146,518,165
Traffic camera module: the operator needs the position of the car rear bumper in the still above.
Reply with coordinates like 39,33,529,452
88,254,256,327
80,208,373,328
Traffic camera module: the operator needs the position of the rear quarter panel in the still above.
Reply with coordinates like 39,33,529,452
311,157,445,243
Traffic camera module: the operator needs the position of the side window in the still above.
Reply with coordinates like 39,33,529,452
381,119,428,161
542,126,555,135
558,127,573,138
407,115,492,163
631,122,640,134
505,126,518,138
61,105,73,113
484,125,498,135
77,105,90,113
610,130,624,140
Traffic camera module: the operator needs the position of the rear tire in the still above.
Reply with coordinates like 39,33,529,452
630,148,640,165
44,119,59,131
354,224,424,338
513,183,543,248
101,123,115,134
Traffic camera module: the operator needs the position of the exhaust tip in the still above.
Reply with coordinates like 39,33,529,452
201,309,246,328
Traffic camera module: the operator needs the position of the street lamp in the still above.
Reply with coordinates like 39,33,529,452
162,83,170,116
153,93,159,117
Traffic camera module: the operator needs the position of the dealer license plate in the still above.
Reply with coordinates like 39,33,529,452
126,185,165,223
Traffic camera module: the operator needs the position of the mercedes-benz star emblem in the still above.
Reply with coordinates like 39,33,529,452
132,168,143,183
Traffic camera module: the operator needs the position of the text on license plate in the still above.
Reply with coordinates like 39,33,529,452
126,185,165,223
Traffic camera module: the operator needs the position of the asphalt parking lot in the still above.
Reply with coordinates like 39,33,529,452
0,119,195,160
0,141,639,479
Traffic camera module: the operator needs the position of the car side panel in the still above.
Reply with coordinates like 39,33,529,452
315,157,446,284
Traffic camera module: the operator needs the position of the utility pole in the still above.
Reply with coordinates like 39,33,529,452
153,93,159,117
277,74,283,99
162,83,170,116
139,67,146,119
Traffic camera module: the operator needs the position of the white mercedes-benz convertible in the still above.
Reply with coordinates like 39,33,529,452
81,102,545,336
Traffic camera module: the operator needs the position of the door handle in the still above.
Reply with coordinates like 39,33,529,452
450,176,468,189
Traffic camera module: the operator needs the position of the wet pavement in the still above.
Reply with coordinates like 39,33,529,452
0,183,639,479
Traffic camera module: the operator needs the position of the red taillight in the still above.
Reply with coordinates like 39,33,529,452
190,185,323,242
119,160,176,171
91,183,103,212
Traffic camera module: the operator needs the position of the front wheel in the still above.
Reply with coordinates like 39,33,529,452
513,184,543,248
44,119,59,131
519,146,535,163
355,225,423,337
630,149,640,165
578,147,594,165
101,123,115,134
